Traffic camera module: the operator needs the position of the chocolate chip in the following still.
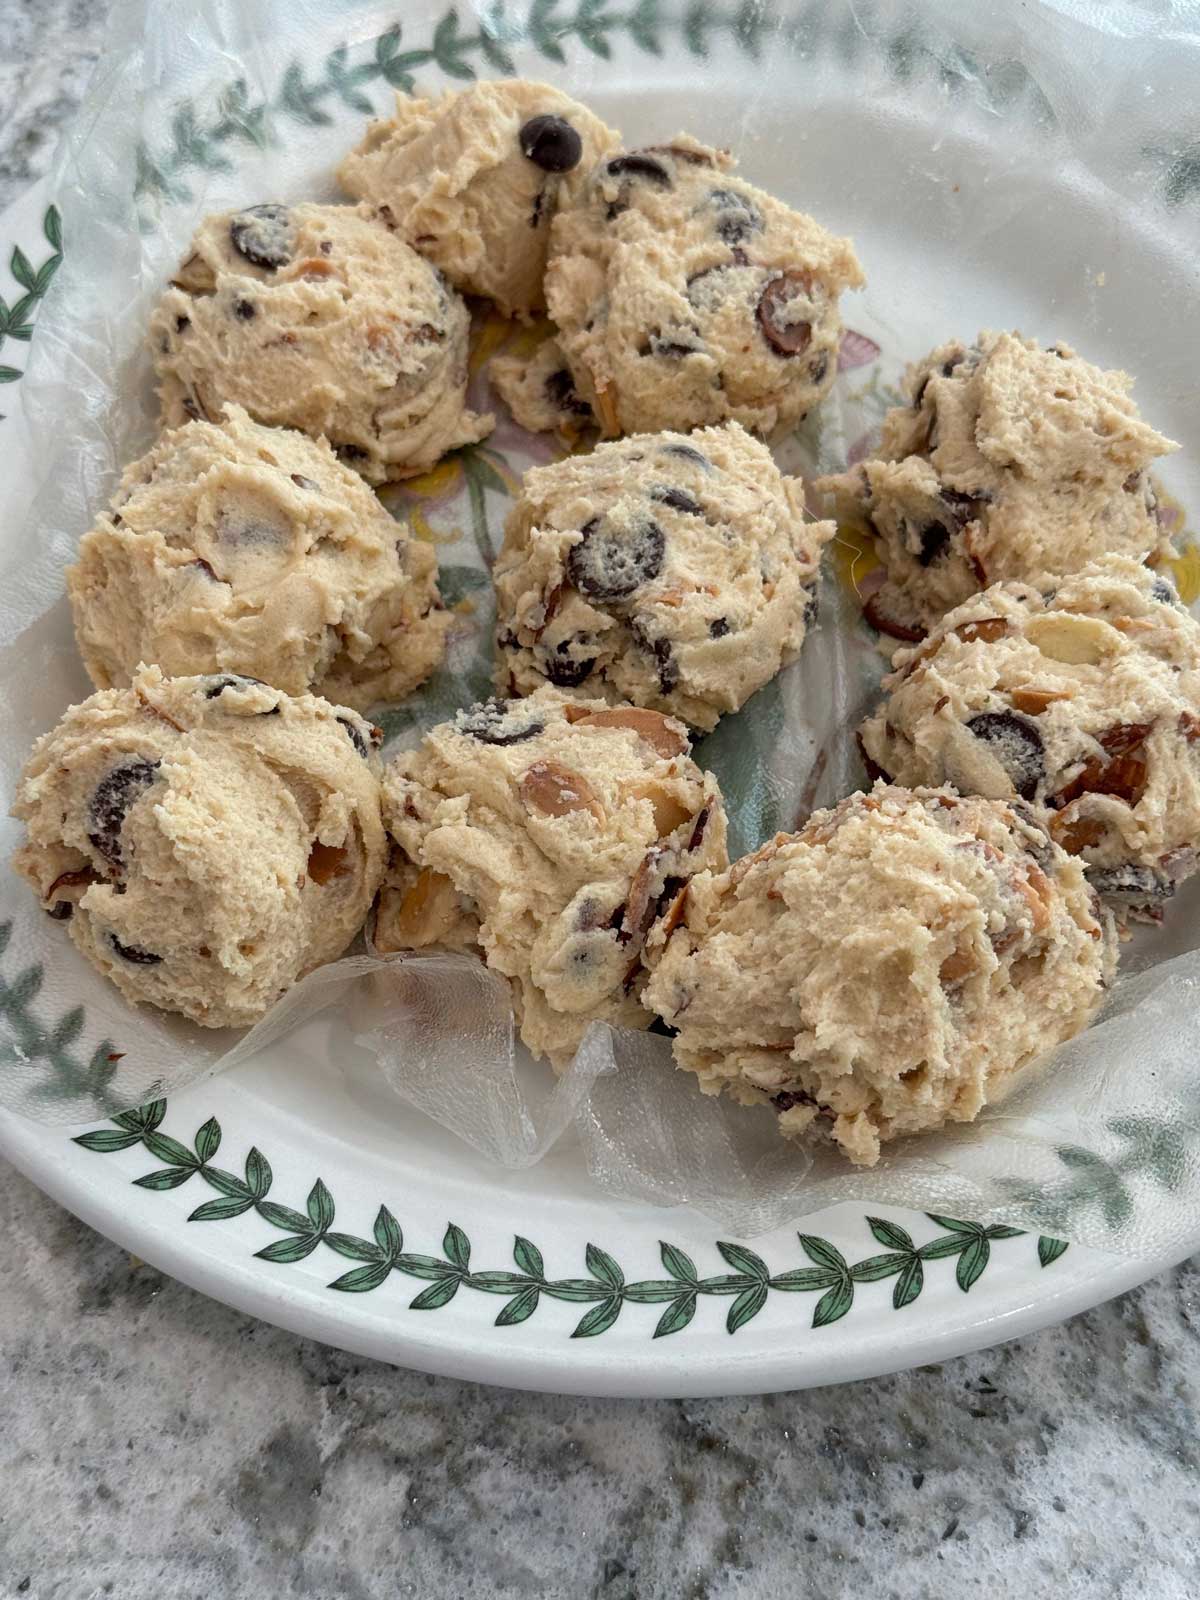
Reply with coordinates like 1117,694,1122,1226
544,367,592,418
229,204,294,271
290,473,319,490
940,488,990,523
204,673,268,698
47,902,74,921
335,443,368,463
566,516,665,602
529,186,547,229
337,715,370,759
917,522,952,566
189,558,218,580
650,485,703,516
757,271,814,356
661,442,712,471
175,314,191,333
108,934,162,965
88,761,161,870
687,806,711,853
771,1089,814,1113
647,1016,679,1038
709,617,730,638
647,329,704,359
606,153,671,186
706,187,763,243
519,114,584,173
966,711,1045,801
802,585,818,627
1152,575,1181,606
457,699,545,746
543,641,596,687
1085,864,1174,904
319,239,333,255
808,352,829,386
234,298,256,320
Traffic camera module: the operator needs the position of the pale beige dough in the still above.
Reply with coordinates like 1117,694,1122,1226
68,405,448,711
339,80,620,317
150,201,492,484
374,687,728,1065
490,332,593,435
11,666,386,1029
818,330,1177,638
493,422,834,730
542,135,864,437
859,557,1200,920
644,785,1115,1166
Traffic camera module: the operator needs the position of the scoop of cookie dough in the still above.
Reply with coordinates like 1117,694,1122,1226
644,785,1115,1167
542,135,864,437
493,422,834,730
818,330,1177,638
150,201,492,483
11,667,386,1029
339,80,619,317
67,406,448,711
860,557,1200,921
374,687,728,1065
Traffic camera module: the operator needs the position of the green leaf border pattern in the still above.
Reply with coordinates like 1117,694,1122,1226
0,204,62,391
132,1,1108,212
75,1100,1068,1340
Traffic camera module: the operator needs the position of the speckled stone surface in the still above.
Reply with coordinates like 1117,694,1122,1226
2,5,1199,1596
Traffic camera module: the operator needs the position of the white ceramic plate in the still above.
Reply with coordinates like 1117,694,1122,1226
2,4,1199,1395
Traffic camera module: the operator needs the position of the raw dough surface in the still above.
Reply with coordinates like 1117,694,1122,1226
860,557,1200,919
374,687,728,1064
11,666,385,1029
818,331,1177,637
491,332,593,436
493,422,834,730
339,81,619,317
544,135,863,437
644,785,1115,1166
151,202,492,484
68,405,448,711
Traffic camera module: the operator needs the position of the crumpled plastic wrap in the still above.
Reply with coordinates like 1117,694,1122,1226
3,0,1200,1248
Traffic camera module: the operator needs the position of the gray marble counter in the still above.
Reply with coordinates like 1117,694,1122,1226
2,5,1199,1596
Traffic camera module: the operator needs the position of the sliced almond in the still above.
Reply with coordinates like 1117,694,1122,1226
939,945,976,985
626,781,693,838
294,257,337,279
519,760,605,823
1048,812,1106,853
568,706,689,759
729,832,791,885
389,867,462,945
658,882,689,939
171,252,216,295
1015,863,1053,932
1010,686,1071,715
1025,612,1123,665
594,384,620,437
955,617,1007,645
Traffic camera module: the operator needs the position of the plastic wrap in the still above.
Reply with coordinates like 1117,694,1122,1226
4,0,1200,1247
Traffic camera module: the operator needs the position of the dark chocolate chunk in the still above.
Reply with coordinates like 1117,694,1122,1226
757,271,814,357
966,711,1045,801
234,298,256,320
709,617,730,639
543,641,596,687
204,673,268,698
457,699,545,746
661,442,712,471
544,366,592,418
1085,863,1174,905
519,114,584,173
109,934,162,965
229,204,294,271
337,714,370,760
566,516,665,602
917,522,952,567
706,187,763,244
88,760,162,870
605,152,672,186
650,485,703,516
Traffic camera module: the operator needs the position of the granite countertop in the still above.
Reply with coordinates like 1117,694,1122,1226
2,4,1199,1596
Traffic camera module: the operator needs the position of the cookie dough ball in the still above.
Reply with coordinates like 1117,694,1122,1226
374,687,728,1065
68,406,448,711
644,786,1115,1167
493,422,834,730
543,136,864,437
12,667,386,1029
150,201,492,483
339,81,620,317
818,331,1177,638
860,557,1200,920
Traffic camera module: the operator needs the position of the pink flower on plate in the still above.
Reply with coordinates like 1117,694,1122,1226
838,329,881,371
846,430,880,467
